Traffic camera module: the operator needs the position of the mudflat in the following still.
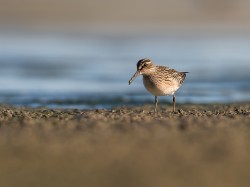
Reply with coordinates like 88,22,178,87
0,103,250,187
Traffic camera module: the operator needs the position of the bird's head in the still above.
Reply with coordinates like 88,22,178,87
136,58,155,74
129,58,155,85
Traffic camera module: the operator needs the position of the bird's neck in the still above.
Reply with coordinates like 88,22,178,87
141,66,157,75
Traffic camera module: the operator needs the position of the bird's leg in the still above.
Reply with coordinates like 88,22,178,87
154,96,158,113
173,95,176,112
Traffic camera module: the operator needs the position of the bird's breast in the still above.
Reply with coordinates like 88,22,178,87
143,76,180,96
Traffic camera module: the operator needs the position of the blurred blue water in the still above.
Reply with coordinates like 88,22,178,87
0,33,250,109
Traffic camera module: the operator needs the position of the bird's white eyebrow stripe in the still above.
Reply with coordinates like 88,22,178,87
141,59,150,63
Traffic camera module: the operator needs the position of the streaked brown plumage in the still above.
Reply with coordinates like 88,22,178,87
129,58,188,113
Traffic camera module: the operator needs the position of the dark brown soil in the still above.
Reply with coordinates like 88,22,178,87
0,103,250,187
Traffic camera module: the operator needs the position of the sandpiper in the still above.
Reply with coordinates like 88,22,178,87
129,58,188,113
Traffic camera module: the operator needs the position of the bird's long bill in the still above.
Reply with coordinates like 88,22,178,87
128,71,140,85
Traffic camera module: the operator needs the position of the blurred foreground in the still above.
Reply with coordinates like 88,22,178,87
0,103,250,187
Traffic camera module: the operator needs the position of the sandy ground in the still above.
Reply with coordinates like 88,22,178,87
2,0,250,32
0,103,250,187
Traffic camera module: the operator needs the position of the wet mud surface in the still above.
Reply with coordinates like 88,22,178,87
0,103,250,187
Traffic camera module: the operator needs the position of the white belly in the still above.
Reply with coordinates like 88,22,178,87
143,76,180,96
